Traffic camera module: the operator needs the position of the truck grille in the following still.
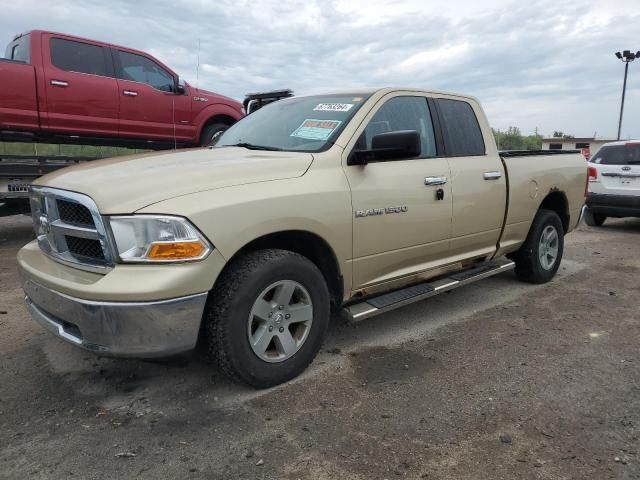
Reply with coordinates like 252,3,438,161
57,199,95,227
29,187,114,272
8,183,30,193
65,236,106,261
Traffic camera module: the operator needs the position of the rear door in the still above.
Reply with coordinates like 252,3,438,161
590,143,640,196
434,97,506,260
42,35,119,136
113,49,192,142
343,94,453,289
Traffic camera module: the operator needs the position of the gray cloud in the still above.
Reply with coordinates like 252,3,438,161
2,0,639,138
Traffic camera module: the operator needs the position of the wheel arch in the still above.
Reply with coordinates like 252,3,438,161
218,230,344,309
538,190,570,232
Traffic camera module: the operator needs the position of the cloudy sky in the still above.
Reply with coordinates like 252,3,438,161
3,0,640,138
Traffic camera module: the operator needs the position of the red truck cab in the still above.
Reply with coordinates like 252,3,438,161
1,30,244,148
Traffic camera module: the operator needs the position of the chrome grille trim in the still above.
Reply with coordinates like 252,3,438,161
29,186,114,273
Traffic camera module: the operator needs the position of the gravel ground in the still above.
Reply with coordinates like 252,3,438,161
1,214,639,480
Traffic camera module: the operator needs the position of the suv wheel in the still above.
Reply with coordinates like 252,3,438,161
199,123,229,147
584,207,606,227
203,249,330,388
513,209,564,284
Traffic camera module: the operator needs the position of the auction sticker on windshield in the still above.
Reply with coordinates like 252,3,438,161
291,119,342,141
313,103,353,112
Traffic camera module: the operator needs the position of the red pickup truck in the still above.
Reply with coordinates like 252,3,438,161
1,30,244,148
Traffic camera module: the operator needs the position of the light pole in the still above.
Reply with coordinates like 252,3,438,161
615,50,640,140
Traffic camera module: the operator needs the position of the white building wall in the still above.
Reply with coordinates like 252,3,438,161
541,139,616,160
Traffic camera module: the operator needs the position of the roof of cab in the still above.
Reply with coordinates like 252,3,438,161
297,87,479,102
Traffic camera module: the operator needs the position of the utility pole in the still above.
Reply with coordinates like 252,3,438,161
615,50,639,140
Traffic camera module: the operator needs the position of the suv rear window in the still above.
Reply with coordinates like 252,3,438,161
50,38,110,76
436,98,485,156
591,145,640,165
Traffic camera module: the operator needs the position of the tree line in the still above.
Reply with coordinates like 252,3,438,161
491,127,574,151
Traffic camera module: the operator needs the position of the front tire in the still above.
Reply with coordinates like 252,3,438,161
514,209,564,284
199,122,230,147
204,249,330,388
583,207,606,227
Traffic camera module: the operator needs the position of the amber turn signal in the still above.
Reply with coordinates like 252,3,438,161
147,241,207,260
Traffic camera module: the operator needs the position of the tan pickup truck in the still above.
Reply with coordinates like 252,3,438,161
18,88,587,387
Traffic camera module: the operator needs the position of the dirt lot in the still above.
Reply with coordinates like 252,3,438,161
1,214,639,480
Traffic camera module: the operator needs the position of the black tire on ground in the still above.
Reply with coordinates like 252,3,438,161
513,209,565,284
203,249,330,388
583,208,606,227
199,122,230,146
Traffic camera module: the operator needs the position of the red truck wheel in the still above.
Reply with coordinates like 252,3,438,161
199,123,229,147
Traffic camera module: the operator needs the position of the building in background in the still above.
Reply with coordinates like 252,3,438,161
541,137,617,160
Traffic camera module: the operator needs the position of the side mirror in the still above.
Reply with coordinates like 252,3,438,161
348,130,421,165
176,77,186,95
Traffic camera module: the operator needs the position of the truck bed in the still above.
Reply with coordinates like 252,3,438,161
498,149,586,256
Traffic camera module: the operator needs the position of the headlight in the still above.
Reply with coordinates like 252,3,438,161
108,215,211,263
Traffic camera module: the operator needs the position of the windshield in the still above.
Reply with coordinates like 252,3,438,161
216,94,370,152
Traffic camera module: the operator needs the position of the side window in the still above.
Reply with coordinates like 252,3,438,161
116,50,174,92
5,34,30,63
50,38,109,76
436,98,485,156
359,96,436,157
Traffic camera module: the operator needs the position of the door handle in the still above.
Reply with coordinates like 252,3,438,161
483,171,502,180
424,176,448,186
50,80,68,87
123,90,138,97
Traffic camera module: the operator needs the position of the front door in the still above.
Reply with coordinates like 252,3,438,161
113,49,192,142
343,94,453,290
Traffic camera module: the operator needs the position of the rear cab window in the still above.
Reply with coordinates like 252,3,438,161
436,98,485,156
590,144,640,165
4,34,31,63
50,38,112,76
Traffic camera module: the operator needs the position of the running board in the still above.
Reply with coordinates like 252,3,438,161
343,259,515,323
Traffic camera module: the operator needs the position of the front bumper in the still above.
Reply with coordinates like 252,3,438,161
586,193,640,218
22,278,207,358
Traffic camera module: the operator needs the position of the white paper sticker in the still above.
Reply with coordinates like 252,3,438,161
290,119,342,141
313,103,354,112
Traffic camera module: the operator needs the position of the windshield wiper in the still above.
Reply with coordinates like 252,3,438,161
227,142,283,151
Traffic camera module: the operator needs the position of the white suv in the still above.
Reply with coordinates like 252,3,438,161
585,140,640,226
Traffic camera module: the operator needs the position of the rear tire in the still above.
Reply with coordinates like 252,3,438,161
203,249,330,388
584,208,606,227
199,122,230,147
513,209,564,284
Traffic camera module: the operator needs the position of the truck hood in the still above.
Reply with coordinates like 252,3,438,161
36,147,314,214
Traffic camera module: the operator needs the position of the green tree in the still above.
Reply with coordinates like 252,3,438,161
492,127,542,151
552,131,574,139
